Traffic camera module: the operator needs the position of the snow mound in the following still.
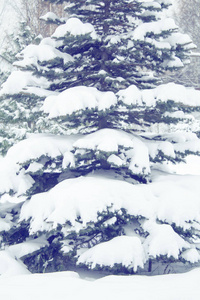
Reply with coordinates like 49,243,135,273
0,251,30,277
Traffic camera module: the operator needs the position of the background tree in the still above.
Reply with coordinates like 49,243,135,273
168,0,200,87
0,0,200,276
0,0,66,86
21,0,66,37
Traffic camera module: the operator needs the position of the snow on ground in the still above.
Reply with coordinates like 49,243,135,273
0,268,200,300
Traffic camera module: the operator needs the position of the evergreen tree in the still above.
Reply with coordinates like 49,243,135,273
45,0,195,91
0,0,200,276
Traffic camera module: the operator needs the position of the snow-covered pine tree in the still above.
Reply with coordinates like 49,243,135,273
1,0,200,276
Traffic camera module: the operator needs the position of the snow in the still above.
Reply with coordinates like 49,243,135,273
73,128,150,175
171,155,200,175
77,236,147,272
0,129,150,196
118,82,200,107
0,70,50,96
150,173,200,230
43,84,200,119
0,251,30,277
40,12,63,24
132,19,178,41
6,133,76,165
43,86,117,117
52,17,97,40
1,127,200,198
0,157,34,197
0,268,200,300
6,236,49,260
143,221,189,259
145,139,175,160
181,248,200,264
0,215,12,232
0,134,78,196
0,0,23,74
17,170,200,265
15,43,73,69
20,175,153,234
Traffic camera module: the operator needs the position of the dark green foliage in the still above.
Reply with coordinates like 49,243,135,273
1,225,29,246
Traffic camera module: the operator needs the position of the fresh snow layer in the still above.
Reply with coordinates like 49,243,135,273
20,175,153,233
77,236,147,272
0,269,200,300
0,70,51,97
73,128,150,175
117,82,200,107
40,12,63,24
19,172,200,265
0,251,30,277
0,134,78,197
6,133,77,165
43,86,117,117
42,83,200,120
1,128,200,197
143,222,189,259
15,44,73,69
52,17,97,39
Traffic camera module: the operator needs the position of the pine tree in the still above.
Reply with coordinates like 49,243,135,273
44,0,195,92
1,0,200,276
